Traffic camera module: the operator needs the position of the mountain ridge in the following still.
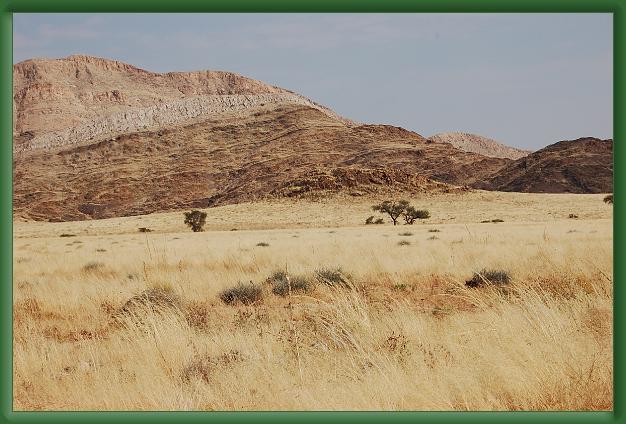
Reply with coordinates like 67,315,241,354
13,55,351,152
428,131,531,160
12,55,613,221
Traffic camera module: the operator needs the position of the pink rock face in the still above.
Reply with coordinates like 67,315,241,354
12,55,349,152
428,132,531,160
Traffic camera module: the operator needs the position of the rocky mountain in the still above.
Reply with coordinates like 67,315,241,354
477,137,613,193
13,55,349,152
13,102,502,221
12,55,613,221
428,132,531,160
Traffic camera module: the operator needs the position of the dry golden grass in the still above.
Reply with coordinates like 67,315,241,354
13,192,613,410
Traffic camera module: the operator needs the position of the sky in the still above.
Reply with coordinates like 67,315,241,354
13,13,613,150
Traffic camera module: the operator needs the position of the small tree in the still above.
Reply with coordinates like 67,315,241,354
184,210,207,232
372,200,409,226
403,206,430,225
604,194,613,205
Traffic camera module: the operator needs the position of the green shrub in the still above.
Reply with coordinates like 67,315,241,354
397,240,411,246
365,216,375,225
256,242,270,247
184,210,207,232
219,283,263,305
372,200,409,226
403,207,430,224
398,232,413,236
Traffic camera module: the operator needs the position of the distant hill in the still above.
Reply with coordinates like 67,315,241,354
477,137,613,193
428,132,531,160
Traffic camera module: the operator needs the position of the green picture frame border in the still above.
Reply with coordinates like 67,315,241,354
0,1,622,422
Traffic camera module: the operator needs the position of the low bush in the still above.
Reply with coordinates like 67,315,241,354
219,283,263,305
465,269,511,288
256,242,270,247
397,240,411,246
111,287,182,326
314,267,349,287
82,261,105,273
270,273,313,296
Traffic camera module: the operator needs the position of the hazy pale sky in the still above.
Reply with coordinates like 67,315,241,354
14,13,613,150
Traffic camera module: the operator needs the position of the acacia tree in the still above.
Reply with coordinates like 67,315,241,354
403,206,430,224
184,210,207,232
372,200,409,226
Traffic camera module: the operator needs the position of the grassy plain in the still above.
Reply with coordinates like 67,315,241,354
13,191,613,410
